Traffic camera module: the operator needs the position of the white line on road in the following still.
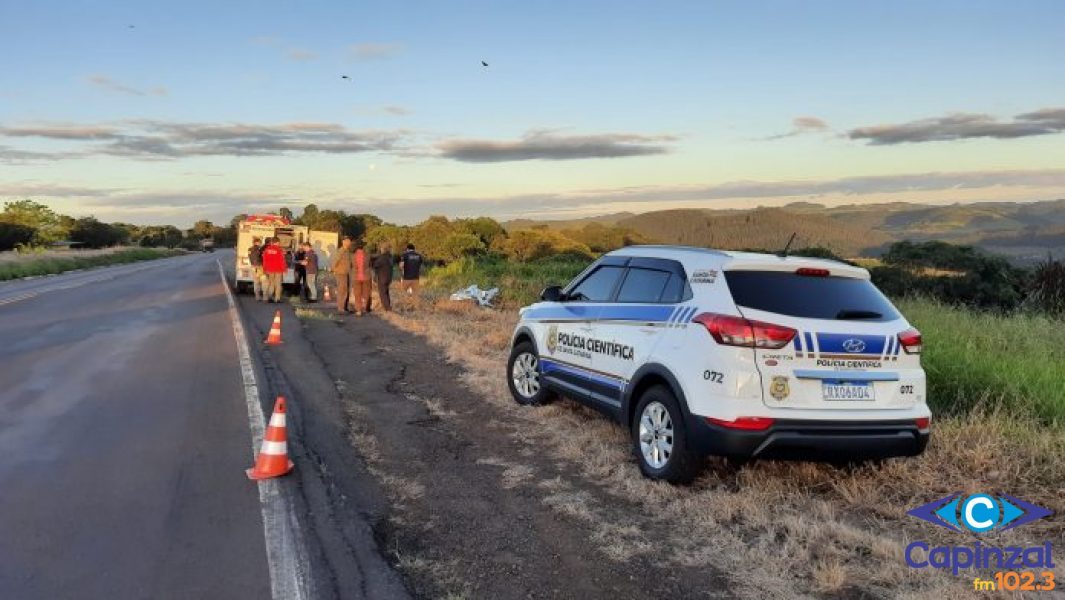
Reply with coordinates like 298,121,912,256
217,260,312,600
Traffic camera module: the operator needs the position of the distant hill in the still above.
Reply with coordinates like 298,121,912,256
614,208,891,256
504,199,1065,262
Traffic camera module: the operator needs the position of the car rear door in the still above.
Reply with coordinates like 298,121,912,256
723,267,925,411
591,258,692,410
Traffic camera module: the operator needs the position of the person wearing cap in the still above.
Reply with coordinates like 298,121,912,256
332,237,355,313
249,237,266,301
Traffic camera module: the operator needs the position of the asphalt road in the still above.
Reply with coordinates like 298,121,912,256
0,252,272,598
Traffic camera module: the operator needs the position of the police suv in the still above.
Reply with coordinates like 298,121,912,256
507,246,930,483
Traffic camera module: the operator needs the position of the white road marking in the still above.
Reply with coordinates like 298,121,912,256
217,260,312,600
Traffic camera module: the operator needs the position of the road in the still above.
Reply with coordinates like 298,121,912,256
0,251,272,598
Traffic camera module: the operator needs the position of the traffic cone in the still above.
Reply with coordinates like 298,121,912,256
265,310,282,345
323,284,332,302
247,396,294,480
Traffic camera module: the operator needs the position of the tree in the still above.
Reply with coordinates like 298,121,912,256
410,216,456,261
296,203,320,227
456,217,506,247
441,233,485,260
0,199,68,245
279,207,294,222
364,224,410,253
0,222,34,250
190,220,215,240
501,229,593,262
70,217,125,248
340,213,383,240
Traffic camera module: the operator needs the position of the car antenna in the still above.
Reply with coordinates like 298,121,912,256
779,232,797,258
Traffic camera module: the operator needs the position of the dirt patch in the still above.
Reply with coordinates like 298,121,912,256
294,308,732,599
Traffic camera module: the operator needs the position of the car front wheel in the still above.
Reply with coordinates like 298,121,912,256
507,341,555,406
632,385,702,484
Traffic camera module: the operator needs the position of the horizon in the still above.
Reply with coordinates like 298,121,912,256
3,1,1065,228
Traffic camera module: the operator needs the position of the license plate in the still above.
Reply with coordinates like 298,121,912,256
822,380,875,401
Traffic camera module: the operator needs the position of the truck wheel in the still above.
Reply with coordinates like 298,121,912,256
507,341,555,406
632,386,702,484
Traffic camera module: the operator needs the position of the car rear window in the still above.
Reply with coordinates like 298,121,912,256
723,270,901,321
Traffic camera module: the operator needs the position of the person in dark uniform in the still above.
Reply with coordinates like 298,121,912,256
293,243,307,300
399,243,424,310
372,242,394,312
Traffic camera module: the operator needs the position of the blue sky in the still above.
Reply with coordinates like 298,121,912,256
2,0,1064,226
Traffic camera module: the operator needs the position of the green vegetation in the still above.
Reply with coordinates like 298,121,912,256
425,255,588,307
898,297,1065,426
0,248,185,281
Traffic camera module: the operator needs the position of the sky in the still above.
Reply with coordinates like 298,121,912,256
1,0,1064,227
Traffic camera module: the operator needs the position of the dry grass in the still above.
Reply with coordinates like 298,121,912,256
377,302,1065,599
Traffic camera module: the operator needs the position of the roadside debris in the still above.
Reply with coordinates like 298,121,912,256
449,284,499,307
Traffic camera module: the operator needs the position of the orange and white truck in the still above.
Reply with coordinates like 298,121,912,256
233,215,339,293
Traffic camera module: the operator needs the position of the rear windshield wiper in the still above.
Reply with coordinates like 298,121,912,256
836,309,882,320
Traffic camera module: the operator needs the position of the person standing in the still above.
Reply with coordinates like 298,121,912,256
261,237,287,303
300,242,319,302
372,242,394,312
293,243,307,300
332,237,354,313
249,237,265,301
353,240,373,315
399,243,424,309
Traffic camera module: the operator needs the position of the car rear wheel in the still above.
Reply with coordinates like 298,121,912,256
632,385,702,484
507,341,555,406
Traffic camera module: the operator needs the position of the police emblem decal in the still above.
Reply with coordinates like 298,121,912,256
546,325,558,354
770,376,790,400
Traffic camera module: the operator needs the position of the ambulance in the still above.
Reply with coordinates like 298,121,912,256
233,215,339,293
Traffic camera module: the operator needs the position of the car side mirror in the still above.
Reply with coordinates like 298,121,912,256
540,285,565,302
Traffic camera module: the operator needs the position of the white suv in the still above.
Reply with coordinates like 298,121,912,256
507,246,930,483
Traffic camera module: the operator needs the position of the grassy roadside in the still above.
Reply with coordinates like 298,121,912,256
0,248,186,281
378,262,1065,597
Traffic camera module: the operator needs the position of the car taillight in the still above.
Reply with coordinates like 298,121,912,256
898,328,922,354
692,313,796,349
915,416,930,432
706,416,775,431
795,267,830,277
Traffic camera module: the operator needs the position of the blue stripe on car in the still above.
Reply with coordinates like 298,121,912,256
815,332,887,355
805,332,815,353
540,358,626,390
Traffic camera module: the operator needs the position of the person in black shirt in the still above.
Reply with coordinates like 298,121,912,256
372,242,394,312
399,243,424,309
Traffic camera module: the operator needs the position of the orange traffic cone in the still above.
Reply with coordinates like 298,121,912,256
247,396,294,480
265,310,282,345
323,285,332,302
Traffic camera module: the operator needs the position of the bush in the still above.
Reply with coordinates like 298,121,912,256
424,254,589,308
0,222,35,250
499,229,594,262
1027,256,1065,316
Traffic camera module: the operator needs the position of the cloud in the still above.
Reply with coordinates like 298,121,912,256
0,182,118,197
0,120,406,159
286,48,317,62
382,105,412,116
10,168,1063,226
86,75,167,97
437,130,677,162
765,116,830,140
349,42,403,61
848,107,1065,145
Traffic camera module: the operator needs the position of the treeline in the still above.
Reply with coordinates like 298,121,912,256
0,200,236,251
870,240,1065,316
260,204,647,263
